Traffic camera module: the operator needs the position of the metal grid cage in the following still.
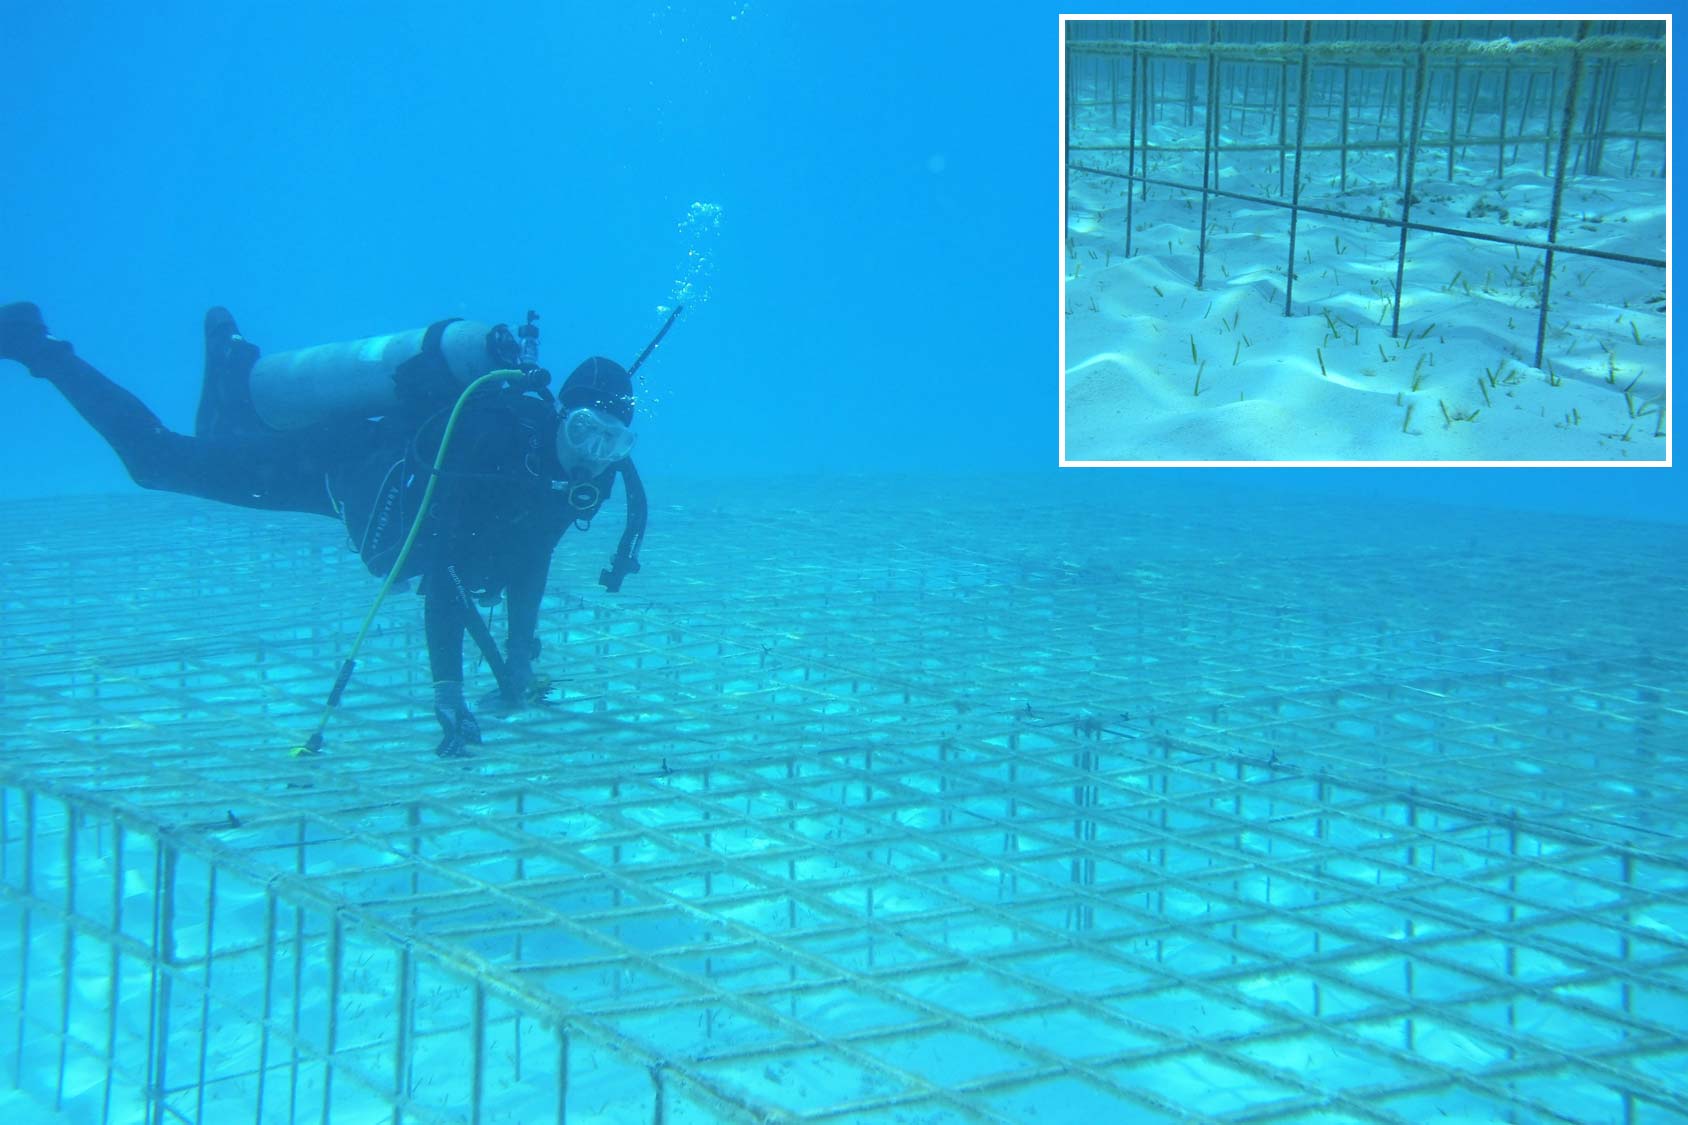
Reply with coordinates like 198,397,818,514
1,480,1684,1123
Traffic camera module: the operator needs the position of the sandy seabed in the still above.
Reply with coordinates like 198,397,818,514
1063,97,1668,463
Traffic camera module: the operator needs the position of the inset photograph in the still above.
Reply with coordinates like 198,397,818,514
1061,17,1669,464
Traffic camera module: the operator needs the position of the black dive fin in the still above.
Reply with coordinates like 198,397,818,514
196,306,268,438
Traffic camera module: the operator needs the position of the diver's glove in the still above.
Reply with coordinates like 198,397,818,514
433,680,483,759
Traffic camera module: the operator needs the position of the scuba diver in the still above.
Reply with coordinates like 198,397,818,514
0,299,651,758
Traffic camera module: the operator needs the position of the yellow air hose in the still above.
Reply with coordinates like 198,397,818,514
291,369,521,756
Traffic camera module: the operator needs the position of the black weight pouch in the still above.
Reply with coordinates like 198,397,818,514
326,415,437,580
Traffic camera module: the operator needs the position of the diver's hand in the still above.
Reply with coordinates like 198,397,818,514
477,661,557,714
478,661,532,715
433,681,483,758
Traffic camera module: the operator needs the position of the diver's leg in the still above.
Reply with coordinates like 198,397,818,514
1,303,336,516
425,581,482,758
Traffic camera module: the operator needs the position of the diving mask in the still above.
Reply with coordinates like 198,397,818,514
558,406,636,473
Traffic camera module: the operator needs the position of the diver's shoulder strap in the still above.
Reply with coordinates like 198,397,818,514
599,458,646,593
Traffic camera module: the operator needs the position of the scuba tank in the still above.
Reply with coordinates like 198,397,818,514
248,319,515,430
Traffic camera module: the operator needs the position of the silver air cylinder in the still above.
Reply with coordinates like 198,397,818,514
248,320,502,430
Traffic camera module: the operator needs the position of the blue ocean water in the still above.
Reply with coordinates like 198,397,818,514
0,2,1678,519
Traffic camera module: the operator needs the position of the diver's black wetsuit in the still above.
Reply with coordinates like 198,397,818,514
34,341,350,515
20,333,643,757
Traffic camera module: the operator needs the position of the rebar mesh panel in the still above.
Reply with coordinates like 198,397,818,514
1,478,1684,1123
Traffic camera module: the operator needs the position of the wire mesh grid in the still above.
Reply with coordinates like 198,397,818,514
0,479,1684,1123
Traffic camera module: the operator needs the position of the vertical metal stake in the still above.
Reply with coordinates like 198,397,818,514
392,946,413,1125
13,792,35,1092
1498,66,1512,180
193,866,217,1125
1390,23,1433,341
320,913,343,1124
102,821,125,1125
148,845,178,1125
1533,23,1590,369
255,891,277,1125
1196,21,1219,289
1339,64,1351,192
1284,21,1313,316
555,1030,570,1125
1447,57,1460,180
470,984,486,1125
55,809,78,1111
